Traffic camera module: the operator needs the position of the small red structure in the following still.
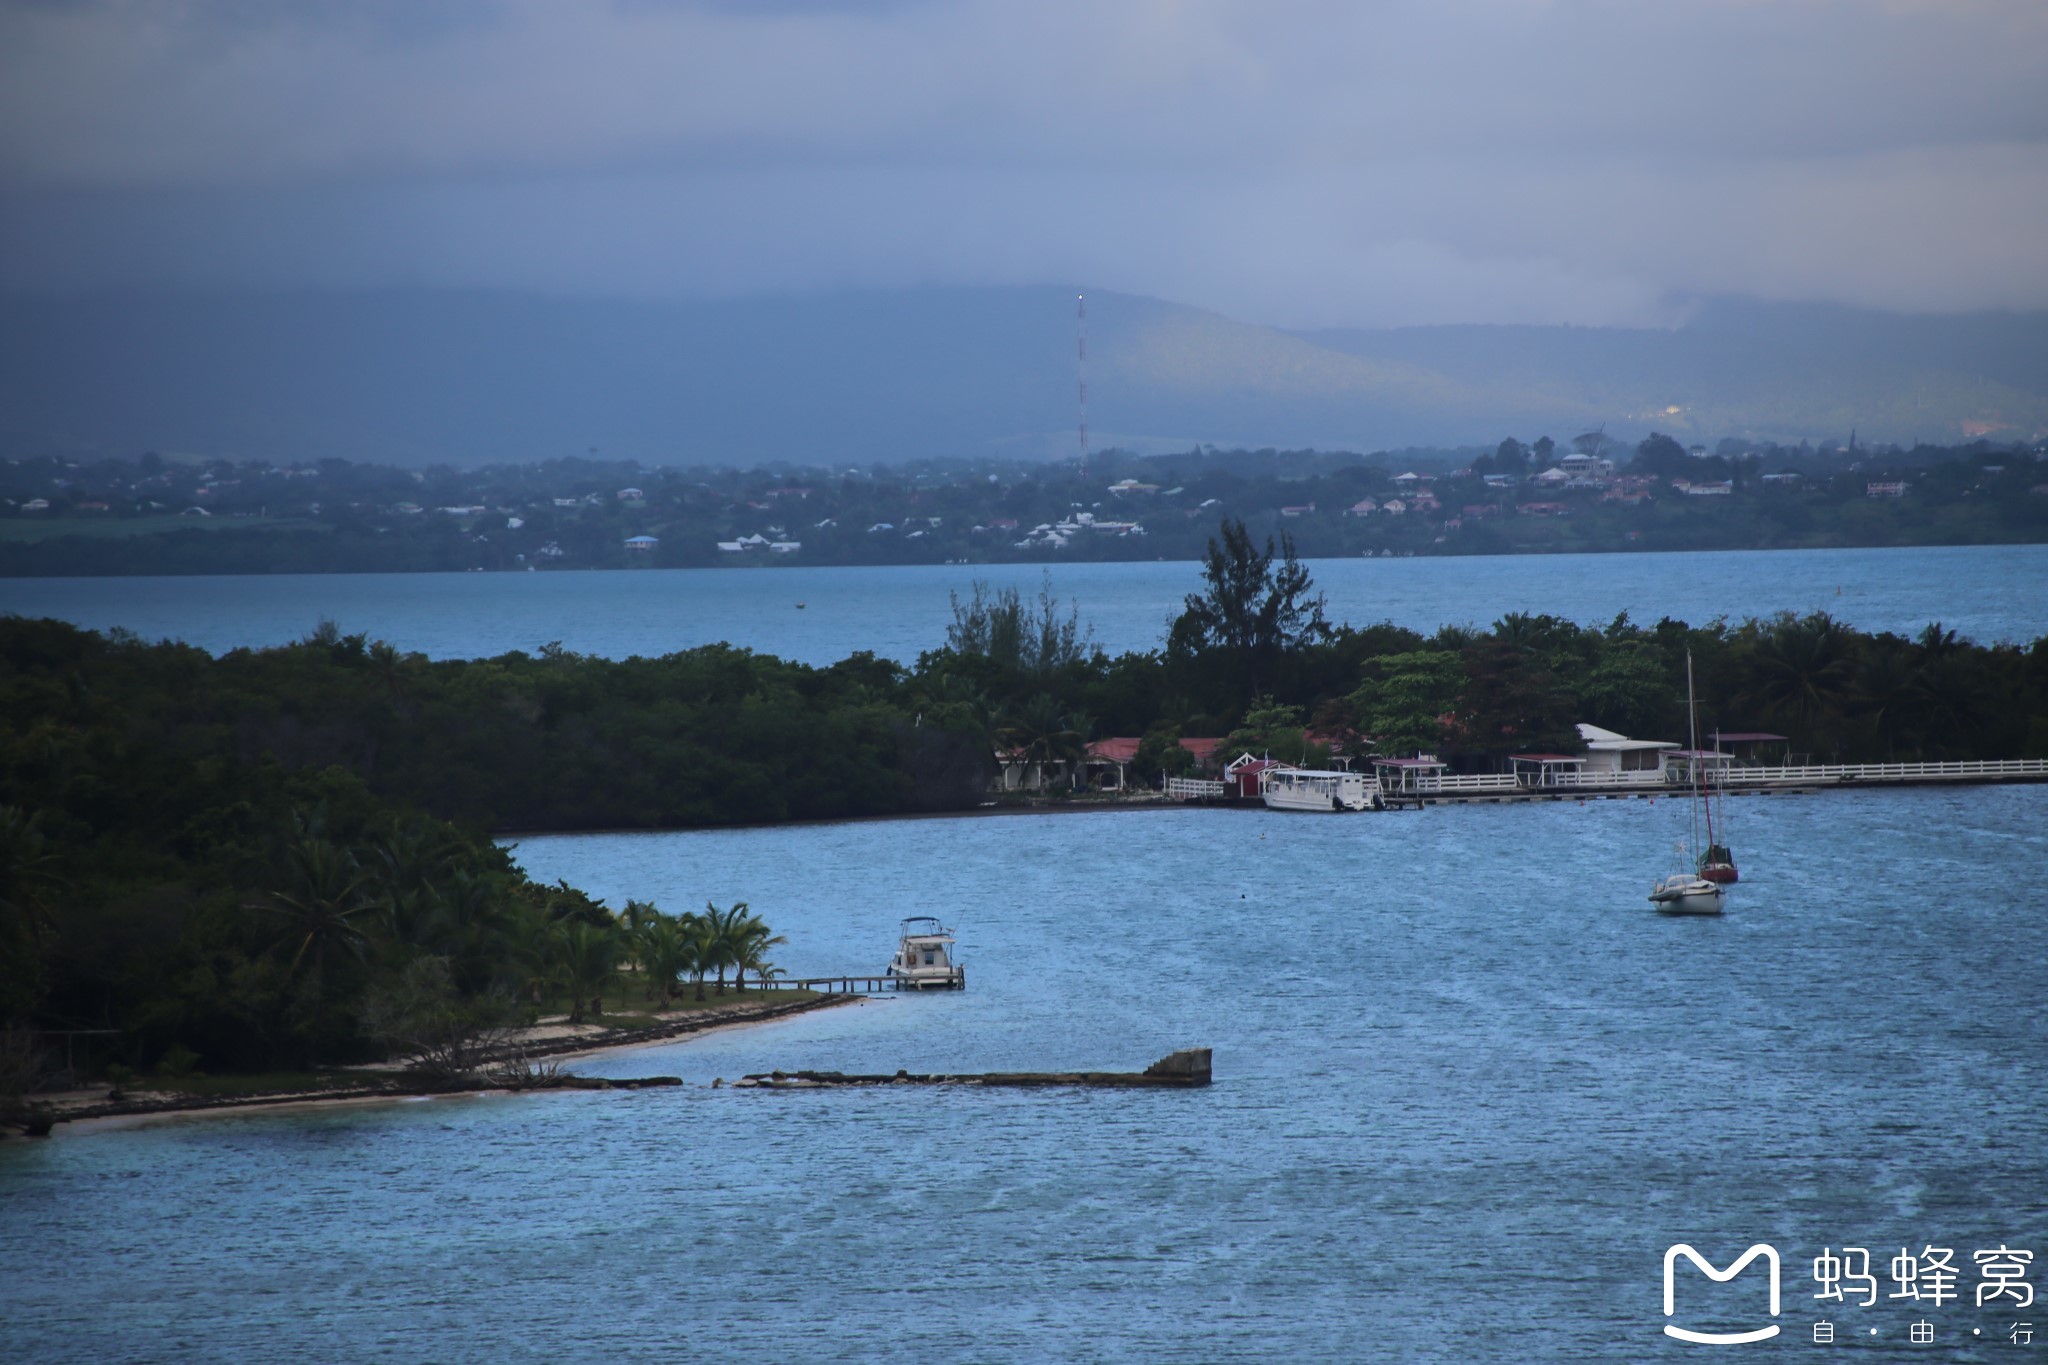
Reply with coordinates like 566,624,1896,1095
1222,754,1288,799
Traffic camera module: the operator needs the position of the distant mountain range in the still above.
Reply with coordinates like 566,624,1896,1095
2,287,2042,466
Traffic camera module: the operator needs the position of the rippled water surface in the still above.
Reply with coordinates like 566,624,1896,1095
5,542,2046,663
6,788,2045,1359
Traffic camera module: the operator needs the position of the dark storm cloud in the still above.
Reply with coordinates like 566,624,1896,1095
1,0,2043,325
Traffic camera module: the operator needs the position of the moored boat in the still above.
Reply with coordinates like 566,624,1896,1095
886,916,965,989
1651,652,1729,915
1650,871,1726,915
1698,843,1738,884
1260,767,1380,812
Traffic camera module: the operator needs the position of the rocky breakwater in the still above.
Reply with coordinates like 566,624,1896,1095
732,1048,1212,1090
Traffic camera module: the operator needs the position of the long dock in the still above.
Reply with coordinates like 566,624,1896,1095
748,974,957,996
732,1048,1212,1090
1399,758,2048,804
1170,758,2048,810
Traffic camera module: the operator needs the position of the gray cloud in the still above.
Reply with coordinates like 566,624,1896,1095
1,0,2042,326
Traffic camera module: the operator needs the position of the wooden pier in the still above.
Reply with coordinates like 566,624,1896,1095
751,974,953,996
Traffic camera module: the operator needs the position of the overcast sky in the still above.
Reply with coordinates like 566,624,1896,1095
2,0,2043,328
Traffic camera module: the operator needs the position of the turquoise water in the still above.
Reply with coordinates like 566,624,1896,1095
4,543,2046,663
6,789,2045,1359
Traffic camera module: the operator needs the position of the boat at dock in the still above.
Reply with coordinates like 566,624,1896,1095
886,915,965,989
1260,767,1381,812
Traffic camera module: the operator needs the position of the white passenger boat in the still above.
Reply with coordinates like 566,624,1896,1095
886,916,965,989
1260,767,1379,812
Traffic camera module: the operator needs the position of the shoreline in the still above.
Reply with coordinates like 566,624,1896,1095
12,991,862,1138
497,766,2048,842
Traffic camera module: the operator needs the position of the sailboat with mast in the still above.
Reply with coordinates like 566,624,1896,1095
1649,651,1727,915
1697,762,1739,884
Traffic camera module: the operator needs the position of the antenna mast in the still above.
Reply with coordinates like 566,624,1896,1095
1077,293,1089,479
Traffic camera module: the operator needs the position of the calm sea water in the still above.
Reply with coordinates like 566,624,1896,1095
3,543,2046,663
5,789,2045,1359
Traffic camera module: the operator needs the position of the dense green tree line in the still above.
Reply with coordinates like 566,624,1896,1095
0,616,976,1088
6,529,2046,1090
921,524,2048,772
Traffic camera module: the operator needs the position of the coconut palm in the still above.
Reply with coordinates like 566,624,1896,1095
701,901,759,995
1741,612,1855,745
262,838,376,983
0,805,63,936
370,818,464,944
680,913,717,1002
633,914,693,1007
423,868,512,995
549,919,621,1024
728,915,788,993
997,694,1090,791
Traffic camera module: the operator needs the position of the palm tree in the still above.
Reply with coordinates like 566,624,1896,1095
0,805,65,1020
1741,612,1855,748
423,868,511,996
702,901,755,995
1849,637,1919,760
504,901,558,1007
679,916,720,1002
262,837,376,984
634,914,693,1007
729,914,788,993
549,920,621,1024
0,805,63,937
998,694,1090,791
1904,653,1992,759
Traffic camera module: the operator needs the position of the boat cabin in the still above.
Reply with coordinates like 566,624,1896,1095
887,916,965,990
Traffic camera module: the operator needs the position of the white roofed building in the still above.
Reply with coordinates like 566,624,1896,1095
1576,723,1679,774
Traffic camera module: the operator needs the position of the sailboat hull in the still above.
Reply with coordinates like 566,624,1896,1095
1650,878,1726,915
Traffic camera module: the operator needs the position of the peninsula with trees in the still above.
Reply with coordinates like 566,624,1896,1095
6,523,2046,1120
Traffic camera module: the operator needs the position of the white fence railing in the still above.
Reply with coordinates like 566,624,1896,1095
1387,758,2048,797
1727,759,2048,785
1172,758,2047,802
1165,777,1229,800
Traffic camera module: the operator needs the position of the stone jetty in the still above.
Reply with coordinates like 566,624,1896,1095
733,1047,1212,1089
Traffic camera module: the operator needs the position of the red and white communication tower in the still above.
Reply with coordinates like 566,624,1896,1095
1076,293,1089,478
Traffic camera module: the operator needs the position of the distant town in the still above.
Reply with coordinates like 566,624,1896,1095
3,432,2044,575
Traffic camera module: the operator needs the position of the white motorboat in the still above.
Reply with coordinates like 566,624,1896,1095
1260,767,1380,812
886,916,965,990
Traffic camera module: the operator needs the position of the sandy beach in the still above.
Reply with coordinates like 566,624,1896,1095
12,990,862,1138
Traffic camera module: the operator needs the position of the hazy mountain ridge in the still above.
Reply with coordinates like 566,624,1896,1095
1,287,2043,467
